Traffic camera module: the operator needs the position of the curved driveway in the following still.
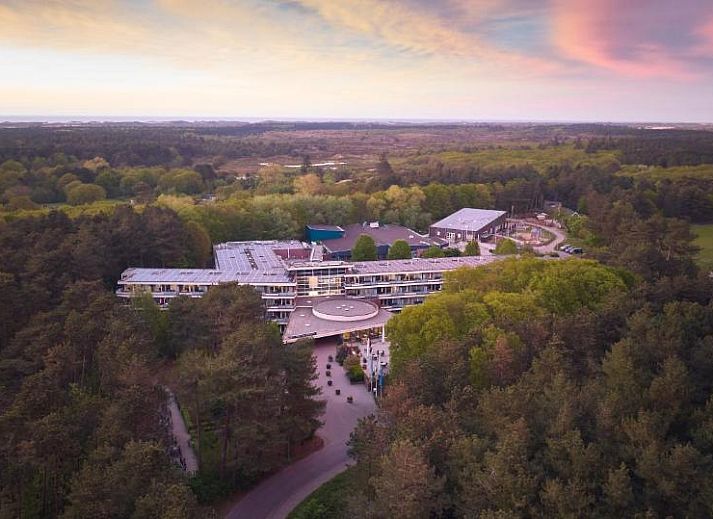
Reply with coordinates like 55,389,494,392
225,340,376,519
507,218,568,254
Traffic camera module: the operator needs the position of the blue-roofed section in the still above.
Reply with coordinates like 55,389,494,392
305,224,345,243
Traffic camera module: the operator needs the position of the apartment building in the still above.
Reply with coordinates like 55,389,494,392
117,241,308,326
117,237,499,337
344,256,495,311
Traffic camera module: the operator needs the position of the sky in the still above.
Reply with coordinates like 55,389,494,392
1,0,712,122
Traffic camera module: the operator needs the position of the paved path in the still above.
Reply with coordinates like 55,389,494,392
166,389,199,474
225,340,377,519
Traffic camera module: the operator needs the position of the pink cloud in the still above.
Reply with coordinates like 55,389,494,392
552,0,710,80
696,17,713,54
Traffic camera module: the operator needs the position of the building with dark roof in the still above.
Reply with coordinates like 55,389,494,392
318,222,446,260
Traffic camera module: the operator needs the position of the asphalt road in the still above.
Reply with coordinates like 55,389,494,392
225,339,377,519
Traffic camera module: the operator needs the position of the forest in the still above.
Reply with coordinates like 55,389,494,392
0,208,322,517
1,122,713,518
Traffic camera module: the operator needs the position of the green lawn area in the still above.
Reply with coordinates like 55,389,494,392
287,466,356,519
692,224,713,273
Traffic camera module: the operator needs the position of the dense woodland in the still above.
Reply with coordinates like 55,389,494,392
1,122,713,518
341,256,713,518
0,208,322,517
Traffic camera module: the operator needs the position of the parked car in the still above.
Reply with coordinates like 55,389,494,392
571,247,583,254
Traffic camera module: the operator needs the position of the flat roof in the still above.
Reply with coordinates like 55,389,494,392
117,267,297,286
117,241,502,287
212,240,309,283
118,268,240,285
284,296,393,343
306,224,344,232
349,255,498,275
322,223,445,253
430,208,507,232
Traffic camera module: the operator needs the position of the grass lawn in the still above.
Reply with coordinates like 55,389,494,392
287,466,356,519
692,224,713,273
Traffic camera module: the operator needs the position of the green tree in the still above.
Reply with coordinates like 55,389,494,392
158,169,204,195
494,238,518,255
6,195,39,211
464,240,480,256
421,246,446,258
293,173,323,196
256,165,289,194
184,220,213,267
387,239,412,259
95,169,122,198
62,441,197,519
66,183,107,205
352,234,377,261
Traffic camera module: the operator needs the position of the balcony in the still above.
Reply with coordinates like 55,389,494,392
344,278,443,289
260,292,297,299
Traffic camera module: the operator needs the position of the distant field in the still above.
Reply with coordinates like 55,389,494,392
619,164,713,181
692,224,713,272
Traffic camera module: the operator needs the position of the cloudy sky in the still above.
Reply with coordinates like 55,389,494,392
1,0,712,121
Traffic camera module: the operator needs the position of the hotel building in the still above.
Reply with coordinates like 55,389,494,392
117,209,505,342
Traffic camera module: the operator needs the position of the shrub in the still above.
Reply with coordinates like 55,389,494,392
347,364,364,383
343,354,364,382
422,246,446,258
464,240,480,256
494,238,518,255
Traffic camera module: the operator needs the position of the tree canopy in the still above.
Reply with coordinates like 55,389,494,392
387,239,412,260
352,234,378,261
421,246,446,258
346,256,713,518
464,240,480,256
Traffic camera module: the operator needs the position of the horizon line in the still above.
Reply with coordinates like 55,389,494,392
0,115,711,125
